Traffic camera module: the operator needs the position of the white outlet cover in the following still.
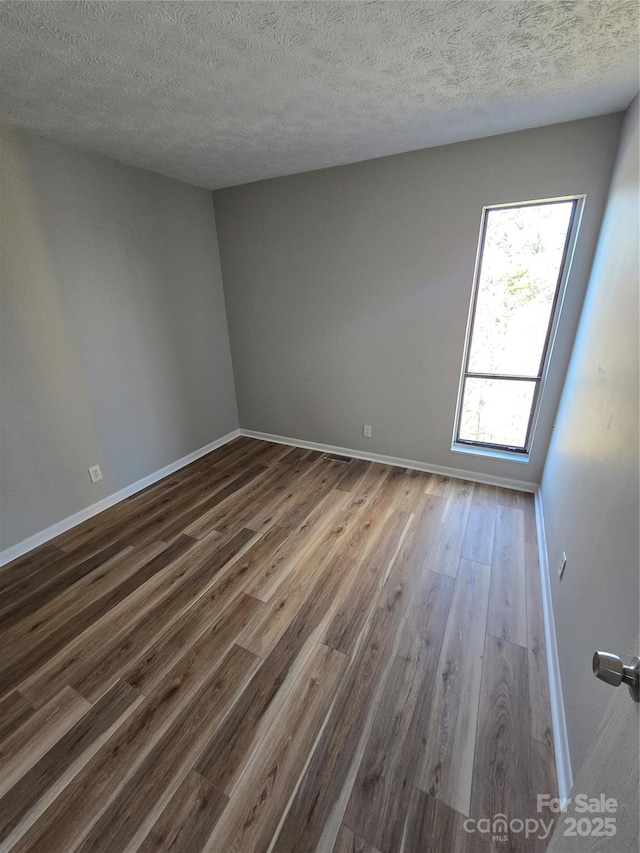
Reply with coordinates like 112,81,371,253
363,425,372,437
88,465,103,484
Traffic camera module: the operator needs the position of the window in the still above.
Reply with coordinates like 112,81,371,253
453,196,583,456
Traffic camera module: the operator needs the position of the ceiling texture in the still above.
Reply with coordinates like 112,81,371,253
0,1,638,189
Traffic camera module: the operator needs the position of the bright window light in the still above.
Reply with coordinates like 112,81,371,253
454,197,582,454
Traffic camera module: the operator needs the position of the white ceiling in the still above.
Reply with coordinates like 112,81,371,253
0,1,638,189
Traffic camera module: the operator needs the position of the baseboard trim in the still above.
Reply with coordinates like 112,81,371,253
534,488,573,801
240,429,538,492
0,429,241,568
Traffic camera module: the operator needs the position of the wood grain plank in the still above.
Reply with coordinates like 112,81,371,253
179,462,287,540
212,521,291,590
136,771,228,853
237,551,352,659
246,441,298,468
275,445,317,466
333,458,372,494
53,462,228,554
531,736,557,804
273,460,351,531
18,534,203,707
344,570,454,852
1,542,154,648
523,494,537,545
471,636,532,848
0,541,128,632
378,494,443,614
27,534,227,707
400,787,490,853
122,591,265,695
0,686,90,798
242,455,327,532
487,506,527,648
0,680,140,846
530,738,559,853
243,488,349,601
72,528,256,702
236,496,362,657
349,460,395,499
204,642,346,853
72,646,261,852
497,488,526,509
416,559,491,817
461,483,498,566
323,509,410,656
11,645,259,853
336,467,408,563
333,824,382,853
270,603,405,853
196,552,354,795
187,467,296,541
0,543,65,593
391,468,433,513
0,542,167,691
0,692,33,743
423,481,473,578
424,473,453,497
128,463,269,545
206,436,271,471
525,541,554,749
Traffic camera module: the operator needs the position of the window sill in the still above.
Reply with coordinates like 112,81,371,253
450,442,531,464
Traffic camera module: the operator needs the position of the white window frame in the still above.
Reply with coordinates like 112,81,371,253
451,194,585,462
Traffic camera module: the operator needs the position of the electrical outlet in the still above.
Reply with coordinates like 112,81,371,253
558,552,567,580
363,425,372,438
88,465,103,484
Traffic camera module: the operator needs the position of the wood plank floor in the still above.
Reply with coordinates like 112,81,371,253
0,437,558,852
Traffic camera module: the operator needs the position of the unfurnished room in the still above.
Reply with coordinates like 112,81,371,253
0,2,638,851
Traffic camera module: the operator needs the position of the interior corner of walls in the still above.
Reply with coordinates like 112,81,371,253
209,238,241,431
220,318,241,430
534,488,574,801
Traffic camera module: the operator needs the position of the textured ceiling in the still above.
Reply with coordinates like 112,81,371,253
0,1,638,189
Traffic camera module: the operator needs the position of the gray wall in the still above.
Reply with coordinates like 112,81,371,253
214,115,622,485
0,125,238,552
540,97,639,776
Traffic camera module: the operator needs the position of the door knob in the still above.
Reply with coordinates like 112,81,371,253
593,651,639,702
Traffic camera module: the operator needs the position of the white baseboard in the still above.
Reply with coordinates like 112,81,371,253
0,429,241,568
240,429,538,492
534,489,573,801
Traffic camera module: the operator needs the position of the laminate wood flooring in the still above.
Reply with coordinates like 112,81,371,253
0,437,557,852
